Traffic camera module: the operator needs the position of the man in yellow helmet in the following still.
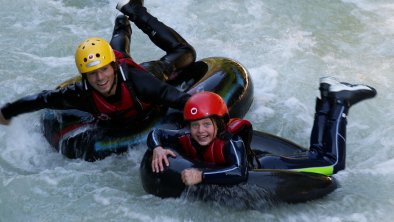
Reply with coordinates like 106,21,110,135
0,1,195,128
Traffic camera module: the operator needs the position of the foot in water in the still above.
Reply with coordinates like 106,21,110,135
320,77,377,107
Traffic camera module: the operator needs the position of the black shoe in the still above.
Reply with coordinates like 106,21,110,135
320,77,377,107
113,15,131,37
116,0,144,21
116,0,144,11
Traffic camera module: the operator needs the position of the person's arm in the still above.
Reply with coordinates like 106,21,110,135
147,128,186,173
151,146,176,173
126,66,190,109
200,137,249,185
0,83,89,121
180,138,249,186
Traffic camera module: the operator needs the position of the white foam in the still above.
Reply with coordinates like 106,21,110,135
1,0,394,221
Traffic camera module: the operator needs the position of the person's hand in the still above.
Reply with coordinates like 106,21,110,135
181,168,202,186
151,146,176,173
0,110,10,125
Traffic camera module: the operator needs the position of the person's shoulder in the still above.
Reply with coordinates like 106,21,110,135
228,118,252,126
67,81,87,92
227,118,252,134
120,63,150,79
55,81,90,100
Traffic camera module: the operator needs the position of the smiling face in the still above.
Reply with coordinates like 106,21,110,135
85,64,116,96
190,118,218,146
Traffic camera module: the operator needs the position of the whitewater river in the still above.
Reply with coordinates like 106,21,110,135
1,0,393,221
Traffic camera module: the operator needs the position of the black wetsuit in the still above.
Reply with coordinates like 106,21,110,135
146,98,349,185
147,128,249,185
1,62,189,124
257,98,348,175
1,4,195,126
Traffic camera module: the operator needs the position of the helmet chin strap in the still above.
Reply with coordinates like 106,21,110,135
107,73,118,96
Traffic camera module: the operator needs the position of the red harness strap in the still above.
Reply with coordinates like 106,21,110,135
114,50,146,71
114,50,152,111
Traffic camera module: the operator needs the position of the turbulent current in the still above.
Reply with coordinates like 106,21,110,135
1,0,393,221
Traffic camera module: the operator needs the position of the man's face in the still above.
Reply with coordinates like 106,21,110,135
85,64,116,96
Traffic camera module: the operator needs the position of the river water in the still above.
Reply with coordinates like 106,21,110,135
1,0,393,221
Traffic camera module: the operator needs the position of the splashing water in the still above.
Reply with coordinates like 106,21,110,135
1,0,394,221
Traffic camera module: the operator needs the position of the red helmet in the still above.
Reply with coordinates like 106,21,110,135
183,92,229,121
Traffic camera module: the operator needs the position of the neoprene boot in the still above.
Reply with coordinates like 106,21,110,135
116,0,196,76
319,77,376,173
110,14,132,56
320,77,377,107
116,0,144,21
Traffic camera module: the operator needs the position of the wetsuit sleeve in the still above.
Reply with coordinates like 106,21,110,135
147,128,186,151
1,83,90,120
201,137,248,185
126,66,190,109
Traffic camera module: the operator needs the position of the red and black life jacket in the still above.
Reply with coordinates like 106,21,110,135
90,50,151,121
177,118,252,165
178,135,227,165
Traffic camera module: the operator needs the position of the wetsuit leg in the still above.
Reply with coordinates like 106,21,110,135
322,102,349,173
110,15,132,57
256,100,332,170
117,2,196,76
309,79,331,153
256,88,337,173
257,78,376,175
317,77,377,174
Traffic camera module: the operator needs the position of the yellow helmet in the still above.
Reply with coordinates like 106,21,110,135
75,37,116,74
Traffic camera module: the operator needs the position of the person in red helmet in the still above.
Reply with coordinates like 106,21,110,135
148,91,253,186
147,77,377,186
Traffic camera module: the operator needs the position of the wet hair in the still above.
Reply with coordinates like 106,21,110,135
210,116,227,139
110,61,118,72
